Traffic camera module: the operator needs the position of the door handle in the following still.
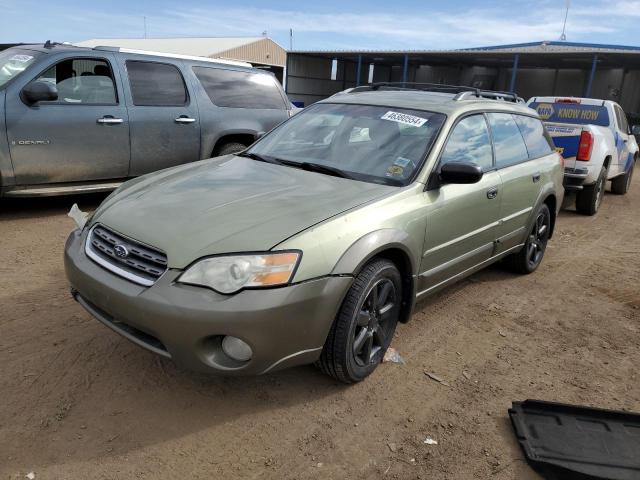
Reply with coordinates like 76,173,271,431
97,116,123,125
175,116,196,124
532,172,541,183
486,187,499,199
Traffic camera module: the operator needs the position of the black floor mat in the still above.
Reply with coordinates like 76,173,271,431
509,400,640,480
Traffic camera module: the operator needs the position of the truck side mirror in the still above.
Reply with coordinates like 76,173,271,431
632,125,640,136
22,81,58,105
439,162,484,184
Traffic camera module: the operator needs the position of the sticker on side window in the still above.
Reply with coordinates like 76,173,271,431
10,54,33,63
381,111,428,127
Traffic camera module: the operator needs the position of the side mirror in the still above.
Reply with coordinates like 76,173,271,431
632,125,640,136
22,81,58,105
256,131,266,139
439,162,483,184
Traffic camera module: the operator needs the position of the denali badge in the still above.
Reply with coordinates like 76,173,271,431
12,140,51,146
113,244,129,258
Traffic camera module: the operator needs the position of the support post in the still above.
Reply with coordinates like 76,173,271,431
402,54,409,86
509,54,520,93
584,54,598,97
356,55,362,87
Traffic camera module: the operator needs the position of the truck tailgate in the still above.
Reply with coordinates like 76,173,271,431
544,122,583,161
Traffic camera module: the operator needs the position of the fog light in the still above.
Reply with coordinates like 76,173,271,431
221,336,253,362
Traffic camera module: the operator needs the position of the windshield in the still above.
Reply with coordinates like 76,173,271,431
0,49,41,88
529,101,610,127
248,103,446,185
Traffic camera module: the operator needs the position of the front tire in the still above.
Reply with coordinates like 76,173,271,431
576,166,607,215
504,203,551,274
316,258,402,383
611,161,634,195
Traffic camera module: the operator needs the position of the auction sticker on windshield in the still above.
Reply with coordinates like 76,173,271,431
381,111,428,127
10,55,33,63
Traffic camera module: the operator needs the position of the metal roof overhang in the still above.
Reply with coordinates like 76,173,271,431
290,50,640,69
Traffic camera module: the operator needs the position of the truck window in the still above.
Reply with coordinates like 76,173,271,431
615,105,629,133
487,113,529,168
31,58,117,104
192,67,286,109
126,61,187,106
513,115,554,159
529,101,610,127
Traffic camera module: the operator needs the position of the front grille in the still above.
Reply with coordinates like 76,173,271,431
86,224,167,286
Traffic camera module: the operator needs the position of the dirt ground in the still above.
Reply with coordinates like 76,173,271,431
1,176,639,480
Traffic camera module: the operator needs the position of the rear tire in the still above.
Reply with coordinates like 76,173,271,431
215,142,247,157
316,258,402,384
611,161,634,195
576,166,606,215
504,203,551,274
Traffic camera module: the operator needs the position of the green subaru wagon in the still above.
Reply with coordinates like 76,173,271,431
64,84,564,383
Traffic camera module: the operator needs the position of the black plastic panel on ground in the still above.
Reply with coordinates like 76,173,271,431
509,400,640,480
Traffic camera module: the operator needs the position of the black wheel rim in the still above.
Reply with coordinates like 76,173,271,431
595,175,605,208
526,211,550,269
352,278,397,367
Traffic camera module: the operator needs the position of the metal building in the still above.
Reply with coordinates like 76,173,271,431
285,41,640,113
76,37,286,81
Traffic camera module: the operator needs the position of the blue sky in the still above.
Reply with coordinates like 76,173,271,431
1,0,639,50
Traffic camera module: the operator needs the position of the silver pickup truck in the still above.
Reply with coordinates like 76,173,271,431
0,42,293,198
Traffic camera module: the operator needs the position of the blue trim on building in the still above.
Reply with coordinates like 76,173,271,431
464,40,640,52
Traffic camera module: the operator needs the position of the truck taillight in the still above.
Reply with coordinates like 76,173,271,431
559,153,565,169
556,98,581,104
576,131,593,161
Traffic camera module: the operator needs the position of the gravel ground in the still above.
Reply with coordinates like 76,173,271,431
1,175,639,479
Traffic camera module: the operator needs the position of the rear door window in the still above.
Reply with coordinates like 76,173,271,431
126,60,188,106
32,57,117,104
193,66,286,109
513,115,554,159
440,114,493,170
615,105,629,133
487,113,530,168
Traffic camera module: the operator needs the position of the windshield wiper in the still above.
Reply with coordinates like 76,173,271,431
286,161,353,179
237,152,283,165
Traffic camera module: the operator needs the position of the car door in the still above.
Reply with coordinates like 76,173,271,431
419,113,502,293
118,57,201,176
5,53,130,185
490,113,549,253
613,104,633,177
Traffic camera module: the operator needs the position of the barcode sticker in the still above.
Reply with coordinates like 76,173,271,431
381,111,428,127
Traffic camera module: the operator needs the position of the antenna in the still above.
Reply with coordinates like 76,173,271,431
560,0,570,41
289,28,293,51
143,16,147,39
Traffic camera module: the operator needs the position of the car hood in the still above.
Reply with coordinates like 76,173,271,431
93,156,395,268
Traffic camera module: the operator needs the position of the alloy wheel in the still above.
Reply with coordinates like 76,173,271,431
526,211,550,269
352,278,397,367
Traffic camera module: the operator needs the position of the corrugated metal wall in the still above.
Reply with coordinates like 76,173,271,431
213,38,285,67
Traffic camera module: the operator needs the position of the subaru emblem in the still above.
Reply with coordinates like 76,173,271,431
114,244,129,258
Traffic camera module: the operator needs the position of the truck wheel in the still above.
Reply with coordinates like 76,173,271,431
576,166,606,215
611,161,634,195
215,142,247,157
504,203,551,274
316,258,401,384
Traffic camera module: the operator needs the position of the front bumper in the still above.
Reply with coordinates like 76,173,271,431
64,229,353,375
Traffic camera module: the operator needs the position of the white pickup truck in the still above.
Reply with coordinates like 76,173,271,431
527,97,638,215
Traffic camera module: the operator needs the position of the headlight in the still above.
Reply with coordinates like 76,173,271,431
178,252,301,294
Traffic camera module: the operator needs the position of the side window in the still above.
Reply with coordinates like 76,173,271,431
192,66,286,110
487,113,529,168
32,58,116,104
440,114,493,170
616,105,629,133
513,115,554,159
126,61,187,106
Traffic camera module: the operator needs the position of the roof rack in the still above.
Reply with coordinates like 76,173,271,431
348,82,523,103
90,46,253,68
